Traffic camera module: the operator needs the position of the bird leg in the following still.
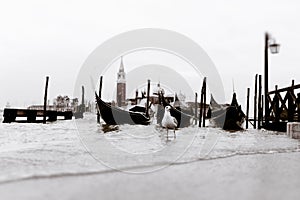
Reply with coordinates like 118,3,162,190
166,128,169,141
174,128,176,139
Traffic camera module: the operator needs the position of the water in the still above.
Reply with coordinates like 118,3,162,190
0,111,299,183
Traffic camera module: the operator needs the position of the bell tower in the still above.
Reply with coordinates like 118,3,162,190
117,57,126,106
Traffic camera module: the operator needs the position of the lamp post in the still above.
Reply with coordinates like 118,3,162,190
264,32,280,126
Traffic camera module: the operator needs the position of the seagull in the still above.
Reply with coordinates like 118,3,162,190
161,106,178,140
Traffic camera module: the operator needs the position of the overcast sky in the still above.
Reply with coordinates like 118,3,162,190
1,0,300,108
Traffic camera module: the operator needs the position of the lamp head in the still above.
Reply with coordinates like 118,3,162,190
269,43,280,54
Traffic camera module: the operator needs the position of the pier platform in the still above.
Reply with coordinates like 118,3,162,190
2,108,73,123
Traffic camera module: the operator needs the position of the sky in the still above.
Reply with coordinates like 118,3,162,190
1,0,300,109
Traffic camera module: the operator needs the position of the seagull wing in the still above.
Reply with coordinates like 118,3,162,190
173,117,178,126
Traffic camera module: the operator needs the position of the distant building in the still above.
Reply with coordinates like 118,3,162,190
127,83,175,106
28,95,77,112
117,57,126,107
27,105,56,110
53,95,71,111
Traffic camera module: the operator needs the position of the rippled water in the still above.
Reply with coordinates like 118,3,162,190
0,112,299,183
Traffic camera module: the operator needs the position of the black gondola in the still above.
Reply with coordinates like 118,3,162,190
156,92,192,128
209,93,245,131
95,92,151,125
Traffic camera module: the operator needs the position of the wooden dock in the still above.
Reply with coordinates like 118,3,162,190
246,76,300,132
1,76,87,123
263,81,300,131
2,108,73,123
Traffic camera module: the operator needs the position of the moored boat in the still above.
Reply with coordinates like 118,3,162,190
95,93,151,125
209,93,245,131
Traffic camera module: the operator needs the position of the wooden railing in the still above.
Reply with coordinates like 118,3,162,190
267,80,300,123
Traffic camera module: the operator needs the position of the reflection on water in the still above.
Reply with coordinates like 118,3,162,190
101,124,119,133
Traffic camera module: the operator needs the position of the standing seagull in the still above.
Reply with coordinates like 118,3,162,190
162,106,178,140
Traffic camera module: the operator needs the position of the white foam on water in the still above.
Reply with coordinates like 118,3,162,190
0,112,299,183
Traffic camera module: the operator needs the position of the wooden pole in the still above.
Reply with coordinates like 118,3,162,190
146,79,150,117
296,93,300,122
261,94,264,125
274,85,279,122
97,76,103,123
99,76,103,98
135,89,138,105
81,86,85,105
246,88,250,129
258,75,262,129
202,78,207,127
194,92,198,125
199,88,203,127
43,76,49,124
254,74,258,129
199,77,206,127
81,85,85,113
288,80,295,122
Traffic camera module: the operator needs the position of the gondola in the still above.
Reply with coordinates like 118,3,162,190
156,92,192,128
95,92,151,125
209,93,245,131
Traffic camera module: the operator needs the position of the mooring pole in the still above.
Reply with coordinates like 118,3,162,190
194,92,198,125
262,94,264,125
202,78,207,127
288,80,295,122
81,86,85,105
43,76,49,124
246,88,250,129
99,76,103,98
199,77,207,127
146,79,151,117
135,89,138,105
81,85,85,113
199,88,203,127
97,76,103,123
254,74,258,129
274,85,279,122
296,93,300,122
258,75,262,129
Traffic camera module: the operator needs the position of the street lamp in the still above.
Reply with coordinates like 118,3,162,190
269,43,280,54
264,32,280,125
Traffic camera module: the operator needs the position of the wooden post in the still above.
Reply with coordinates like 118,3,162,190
288,80,295,122
194,92,198,125
202,78,207,127
99,76,103,98
274,85,280,122
199,87,203,127
254,74,258,129
296,93,300,122
81,86,85,105
199,77,206,127
82,85,85,113
43,76,49,124
261,94,264,125
258,75,262,129
97,76,103,123
246,88,250,129
146,80,150,117
135,89,138,105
